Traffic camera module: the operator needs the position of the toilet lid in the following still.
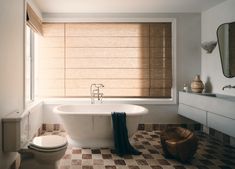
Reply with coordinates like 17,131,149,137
30,135,67,149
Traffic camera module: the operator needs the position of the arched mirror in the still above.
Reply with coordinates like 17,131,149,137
217,22,235,78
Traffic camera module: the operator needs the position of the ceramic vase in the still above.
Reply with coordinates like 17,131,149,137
191,75,204,93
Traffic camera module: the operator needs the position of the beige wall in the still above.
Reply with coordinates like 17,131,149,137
0,0,24,168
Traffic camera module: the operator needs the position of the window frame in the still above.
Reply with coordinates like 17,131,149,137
36,18,177,105
25,25,35,106
62,23,172,98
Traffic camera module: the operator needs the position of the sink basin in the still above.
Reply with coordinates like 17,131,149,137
186,91,235,102
196,92,235,102
215,94,235,102
201,93,217,97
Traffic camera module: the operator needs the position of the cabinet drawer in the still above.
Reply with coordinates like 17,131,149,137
178,104,207,125
208,112,235,138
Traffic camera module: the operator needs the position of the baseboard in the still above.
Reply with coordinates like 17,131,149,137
137,123,202,131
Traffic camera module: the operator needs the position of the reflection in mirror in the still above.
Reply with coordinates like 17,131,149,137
217,22,235,78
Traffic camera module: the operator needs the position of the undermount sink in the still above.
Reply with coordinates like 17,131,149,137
191,92,235,102
200,93,217,97
215,94,235,102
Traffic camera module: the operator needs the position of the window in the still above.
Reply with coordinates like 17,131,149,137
37,23,172,98
25,25,35,103
25,3,42,104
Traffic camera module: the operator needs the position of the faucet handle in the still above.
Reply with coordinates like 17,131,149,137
100,93,103,103
222,84,233,90
96,84,104,88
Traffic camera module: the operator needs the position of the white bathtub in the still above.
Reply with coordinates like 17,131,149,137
53,104,148,148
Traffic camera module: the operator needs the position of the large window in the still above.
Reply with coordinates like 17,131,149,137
37,23,172,98
25,3,42,104
25,25,35,103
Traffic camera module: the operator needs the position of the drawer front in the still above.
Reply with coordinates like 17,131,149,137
208,112,235,138
178,104,207,125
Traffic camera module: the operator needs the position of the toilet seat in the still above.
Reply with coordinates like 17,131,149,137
28,144,67,152
28,135,67,152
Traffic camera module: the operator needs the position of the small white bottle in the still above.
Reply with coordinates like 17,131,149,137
183,84,188,92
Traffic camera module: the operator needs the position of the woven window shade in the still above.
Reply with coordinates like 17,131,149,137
150,23,172,98
37,23,172,98
26,4,42,34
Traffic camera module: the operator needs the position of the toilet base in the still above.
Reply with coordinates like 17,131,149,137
20,157,60,169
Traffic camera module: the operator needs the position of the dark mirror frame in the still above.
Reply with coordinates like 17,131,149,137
217,21,235,78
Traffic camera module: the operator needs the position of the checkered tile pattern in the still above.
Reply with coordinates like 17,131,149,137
41,130,235,169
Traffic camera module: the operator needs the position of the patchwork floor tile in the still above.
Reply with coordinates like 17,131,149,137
39,130,235,169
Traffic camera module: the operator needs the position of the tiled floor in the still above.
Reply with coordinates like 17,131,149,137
45,130,235,169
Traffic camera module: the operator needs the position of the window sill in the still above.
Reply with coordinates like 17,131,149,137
43,97,176,105
23,99,43,116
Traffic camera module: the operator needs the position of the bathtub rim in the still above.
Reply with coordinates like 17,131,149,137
53,103,149,116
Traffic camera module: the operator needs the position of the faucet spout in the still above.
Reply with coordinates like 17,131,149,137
222,85,233,90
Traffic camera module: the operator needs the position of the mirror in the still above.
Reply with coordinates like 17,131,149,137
217,22,235,78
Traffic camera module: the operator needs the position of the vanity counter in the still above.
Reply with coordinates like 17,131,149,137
178,91,235,137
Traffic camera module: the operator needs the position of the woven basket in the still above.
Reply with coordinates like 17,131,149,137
160,127,198,162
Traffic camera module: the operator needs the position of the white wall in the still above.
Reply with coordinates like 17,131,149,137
140,104,193,124
201,0,235,96
25,103,43,144
0,0,24,168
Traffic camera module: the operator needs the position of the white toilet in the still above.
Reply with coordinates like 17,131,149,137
2,113,68,169
20,135,68,169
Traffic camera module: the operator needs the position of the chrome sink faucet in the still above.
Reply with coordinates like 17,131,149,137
90,84,104,104
222,85,235,90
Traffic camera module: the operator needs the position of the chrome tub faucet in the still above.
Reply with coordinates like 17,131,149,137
90,84,104,104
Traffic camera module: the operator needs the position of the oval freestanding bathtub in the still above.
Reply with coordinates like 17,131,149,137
53,104,148,148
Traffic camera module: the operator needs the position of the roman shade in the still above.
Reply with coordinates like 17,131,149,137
26,4,42,34
36,23,172,98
